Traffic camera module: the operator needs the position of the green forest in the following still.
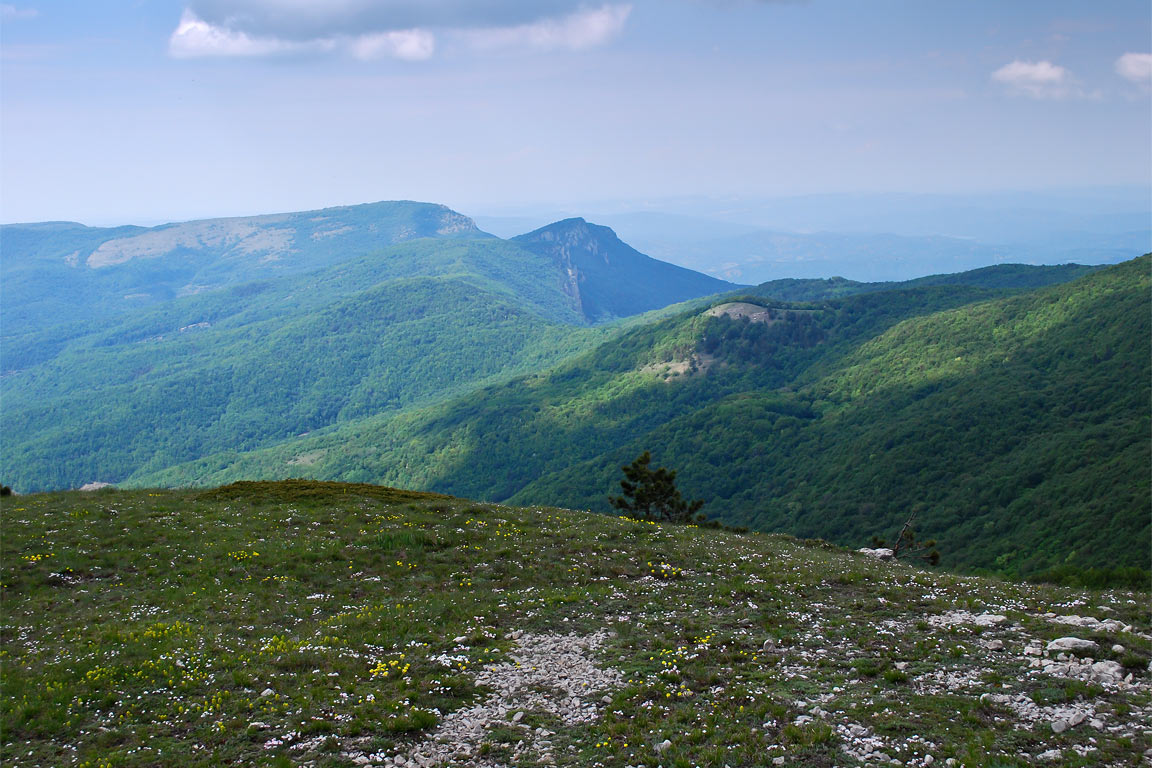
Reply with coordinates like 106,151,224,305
108,257,1150,585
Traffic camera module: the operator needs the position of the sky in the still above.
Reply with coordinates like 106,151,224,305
1,0,1150,226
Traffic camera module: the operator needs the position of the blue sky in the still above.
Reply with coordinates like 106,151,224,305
1,0,1149,225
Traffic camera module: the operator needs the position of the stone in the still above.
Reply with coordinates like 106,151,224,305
857,547,894,560
986,640,1004,650
1037,749,1062,761
923,756,935,766
1069,711,1087,726
1090,660,1124,683
512,711,525,723
1112,644,1125,653
1051,719,1069,734
1046,637,1098,653
762,638,777,652
895,661,909,670
655,739,672,754
260,688,274,697
772,758,785,766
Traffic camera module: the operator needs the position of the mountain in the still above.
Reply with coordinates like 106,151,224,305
6,480,1150,767
126,258,1149,583
511,218,737,322
2,205,737,492
1,200,490,339
1,238,605,491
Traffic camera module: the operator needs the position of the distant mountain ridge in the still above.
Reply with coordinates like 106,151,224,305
1,201,491,337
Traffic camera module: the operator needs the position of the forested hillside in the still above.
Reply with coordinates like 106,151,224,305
2,207,736,492
127,257,1151,582
1,238,608,491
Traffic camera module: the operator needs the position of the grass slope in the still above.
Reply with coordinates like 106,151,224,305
2,482,1149,767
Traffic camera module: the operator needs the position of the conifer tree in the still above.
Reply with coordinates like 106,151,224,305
609,451,704,523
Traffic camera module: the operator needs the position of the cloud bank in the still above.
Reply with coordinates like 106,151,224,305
169,1,631,60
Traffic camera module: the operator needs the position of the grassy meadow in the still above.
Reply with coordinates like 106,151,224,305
2,481,1149,767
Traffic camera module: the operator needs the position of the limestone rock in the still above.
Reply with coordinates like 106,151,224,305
1047,637,1097,653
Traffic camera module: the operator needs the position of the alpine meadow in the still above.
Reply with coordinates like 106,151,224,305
3,2,1151,767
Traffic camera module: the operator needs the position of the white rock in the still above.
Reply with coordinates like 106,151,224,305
857,547,894,560
1069,711,1087,726
655,739,672,754
512,711,524,723
1090,660,1124,683
986,640,1004,651
762,638,777,651
923,756,934,766
1051,719,1069,734
1050,614,1126,632
260,688,274,697
1112,644,1126,653
79,482,113,491
1047,637,1098,653
1037,749,1062,761
895,662,909,671
773,758,785,766
452,636,467,644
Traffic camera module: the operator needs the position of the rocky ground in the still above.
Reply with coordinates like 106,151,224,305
2,482,1149,767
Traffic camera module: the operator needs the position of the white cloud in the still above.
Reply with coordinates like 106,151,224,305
169,2,629,61
466,4,632,52
1115,52,1152,84
170,10,334,58
1,4,38,20
170,9,431,61
349,29,435,62
991,60,1076,100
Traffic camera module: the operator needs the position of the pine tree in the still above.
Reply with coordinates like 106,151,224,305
609,451,704,523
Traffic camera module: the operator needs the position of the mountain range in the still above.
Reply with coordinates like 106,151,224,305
2,200,1147,585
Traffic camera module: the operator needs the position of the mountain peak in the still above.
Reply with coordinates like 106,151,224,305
512,218,735,323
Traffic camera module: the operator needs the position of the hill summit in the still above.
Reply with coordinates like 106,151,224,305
513,217,736,322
